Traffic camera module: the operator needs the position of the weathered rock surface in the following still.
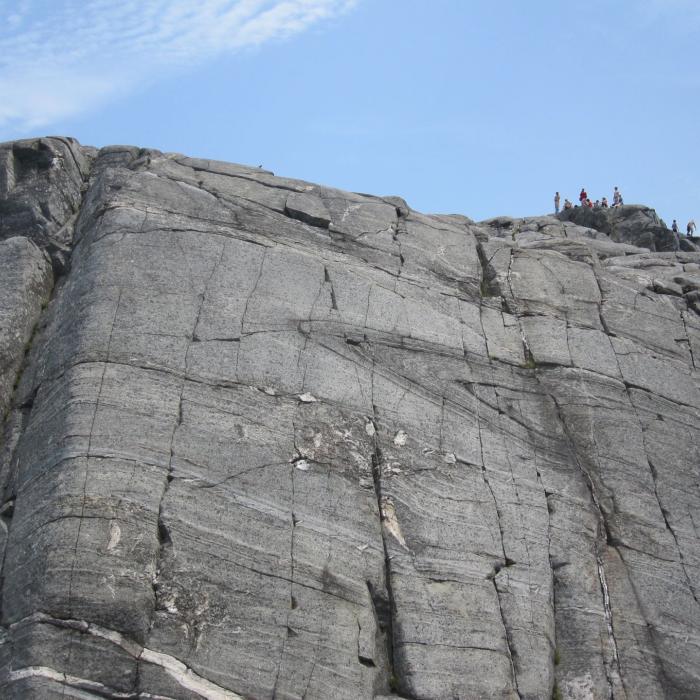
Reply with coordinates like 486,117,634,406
0,237,53,419
557,204,684,252
0,137,93,271
0,138,698,700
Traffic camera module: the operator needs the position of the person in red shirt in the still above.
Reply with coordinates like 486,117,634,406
579,188,587,205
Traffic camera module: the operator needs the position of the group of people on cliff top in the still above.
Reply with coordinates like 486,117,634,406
554,189,697,237
554,187,623,214
673,219,696,236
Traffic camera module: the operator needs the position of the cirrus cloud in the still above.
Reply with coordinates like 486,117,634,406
0,0,358,136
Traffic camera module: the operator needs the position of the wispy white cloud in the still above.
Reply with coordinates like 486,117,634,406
0,0,358,135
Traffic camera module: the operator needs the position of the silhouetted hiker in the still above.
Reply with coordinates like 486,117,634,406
688,220,697,236
601,197,609,208
579,188,587,205
613,187,622,207
554,192,561,214
672,220,679,233
594,200,600,208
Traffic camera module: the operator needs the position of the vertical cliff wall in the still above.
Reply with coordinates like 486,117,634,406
0,138,699,700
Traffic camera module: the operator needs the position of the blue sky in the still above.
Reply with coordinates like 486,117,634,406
1,0,698,226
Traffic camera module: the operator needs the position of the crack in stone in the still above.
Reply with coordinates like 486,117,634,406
678,310,697,369
271,423,298,700
64,286,122,638
147,242,226,660
366,372,401,697
648,459,699,606
324,266,339,311
548,393,624,700
474,384,522,699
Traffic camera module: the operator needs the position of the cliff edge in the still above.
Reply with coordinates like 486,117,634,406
0,137,699,700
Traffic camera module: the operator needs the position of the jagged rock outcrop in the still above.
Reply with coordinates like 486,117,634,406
557,204,692,253
0,137,93,272
0,138,699,700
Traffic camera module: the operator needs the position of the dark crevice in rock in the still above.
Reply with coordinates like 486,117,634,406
491,577,522,700
392,206,407,281
548,394,625,698
157,519,172,548
648,463,699,605
284,202,331,231
475,403,522,698
0,499,15,620
324,266,339,311
476,240,501,298
368,404,402,698
678,311,697,368
538,470,559,681
622,380,696,410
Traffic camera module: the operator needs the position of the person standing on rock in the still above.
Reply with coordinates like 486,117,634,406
688,220,696,236
672,220,679,233
601,197,609,208
613,187,622,207
579,188,587,206
554,192,561,214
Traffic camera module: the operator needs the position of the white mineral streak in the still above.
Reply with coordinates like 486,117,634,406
380,496,407,549
8,614,244,700
107,520,121,550
140,648,244,700
7,666,137,698
393,429,407,446
298,392,318,402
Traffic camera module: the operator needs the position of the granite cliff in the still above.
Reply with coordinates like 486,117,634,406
0,137,699,700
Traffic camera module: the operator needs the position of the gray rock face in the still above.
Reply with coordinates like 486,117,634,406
558,204,680,252
0,237,53,420
0,137,93,271
0,141,699,700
